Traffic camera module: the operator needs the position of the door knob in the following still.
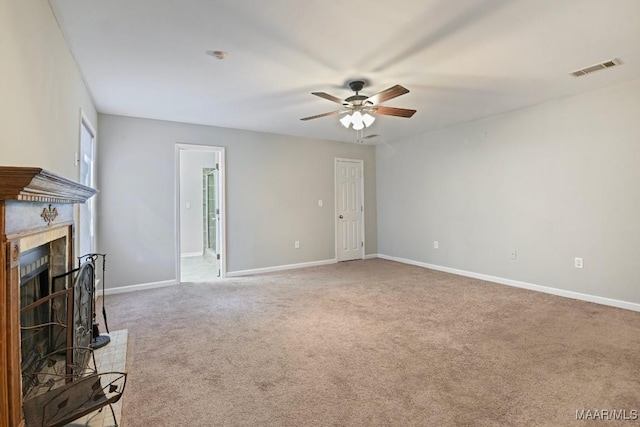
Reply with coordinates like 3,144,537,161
339,215,343,219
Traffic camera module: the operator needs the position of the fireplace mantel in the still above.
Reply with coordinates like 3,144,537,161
0,166,97,204
1,166,97,427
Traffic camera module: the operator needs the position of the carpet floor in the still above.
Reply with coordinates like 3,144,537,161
104,259,640,427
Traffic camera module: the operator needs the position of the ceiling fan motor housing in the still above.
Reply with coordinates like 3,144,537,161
345,95,368,105
348,80,366,93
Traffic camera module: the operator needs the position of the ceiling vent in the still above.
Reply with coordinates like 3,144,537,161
570,59,622,77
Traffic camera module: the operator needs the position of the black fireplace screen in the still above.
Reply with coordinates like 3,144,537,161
20,254,96,400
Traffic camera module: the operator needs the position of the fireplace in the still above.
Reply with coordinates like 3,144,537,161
1,167,97,427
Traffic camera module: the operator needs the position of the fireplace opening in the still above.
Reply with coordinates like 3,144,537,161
19,244,64,398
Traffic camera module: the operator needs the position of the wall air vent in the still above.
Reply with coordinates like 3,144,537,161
570,59,622,77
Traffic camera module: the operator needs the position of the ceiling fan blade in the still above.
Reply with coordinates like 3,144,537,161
312,92,347,105
374,106,416,118
364,85,409,105
300,110,345,121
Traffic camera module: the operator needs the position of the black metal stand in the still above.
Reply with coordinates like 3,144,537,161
92,334,111,349
92,323,111,349
78,253,111,350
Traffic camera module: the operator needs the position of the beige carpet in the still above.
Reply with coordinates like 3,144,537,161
104,259,640,427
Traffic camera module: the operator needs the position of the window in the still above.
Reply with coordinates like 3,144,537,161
78,116,96,257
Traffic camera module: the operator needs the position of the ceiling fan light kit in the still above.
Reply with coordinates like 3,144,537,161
301,80,417,135
341,110,375,130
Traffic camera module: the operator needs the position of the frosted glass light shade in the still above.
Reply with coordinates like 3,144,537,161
339,114,352,128
362,113,375,127
351,111,363,129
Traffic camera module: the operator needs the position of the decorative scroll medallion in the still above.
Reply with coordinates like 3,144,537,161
41,204,58,225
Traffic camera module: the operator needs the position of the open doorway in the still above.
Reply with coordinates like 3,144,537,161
176,144,226,282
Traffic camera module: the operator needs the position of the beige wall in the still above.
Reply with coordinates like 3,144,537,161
7,1,637,306
377,78,640,306
97,114,377,288
0,0,96,179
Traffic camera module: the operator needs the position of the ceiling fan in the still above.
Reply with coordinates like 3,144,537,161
300,80,416,130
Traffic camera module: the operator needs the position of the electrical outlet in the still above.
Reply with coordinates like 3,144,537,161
574,257,583,269
510,250,517,260
294,241,300,249
318,200,323,207
433,241,439,249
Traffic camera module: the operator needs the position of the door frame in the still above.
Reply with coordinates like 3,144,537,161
175,143,226,280
76,108,97,258
334,158,365,261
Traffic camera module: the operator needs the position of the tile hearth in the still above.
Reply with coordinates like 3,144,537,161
66,329,128,427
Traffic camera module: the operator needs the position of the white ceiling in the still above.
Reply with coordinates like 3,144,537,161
48,0,640,144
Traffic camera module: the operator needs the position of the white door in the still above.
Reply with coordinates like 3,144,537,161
336,159,364,261
204,165,221,276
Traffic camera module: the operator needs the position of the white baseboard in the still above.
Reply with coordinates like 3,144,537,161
227,258,337,277
96,279,179,297
364,253,379,260
97,258,338,295
377,254,640,312
181,252,202,258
